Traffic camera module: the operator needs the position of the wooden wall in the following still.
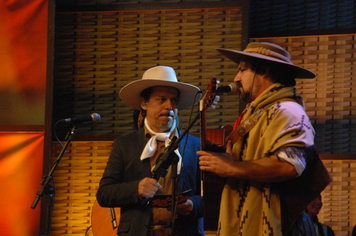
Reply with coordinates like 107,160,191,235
53,5,244,138
50,0,356,235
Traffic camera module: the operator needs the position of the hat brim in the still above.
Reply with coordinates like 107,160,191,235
217,48,316,79
119,79,202,110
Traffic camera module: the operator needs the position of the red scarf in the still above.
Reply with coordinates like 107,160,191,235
232,89,266,130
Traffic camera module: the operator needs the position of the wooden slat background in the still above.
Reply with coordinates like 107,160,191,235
54,7,242,138
251,36,356,154
320,159,356,236
54,11,356,154
51,141,113,236
249,0,356,37
52,2,356,236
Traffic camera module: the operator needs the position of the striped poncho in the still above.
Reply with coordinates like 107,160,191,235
218,83,332,236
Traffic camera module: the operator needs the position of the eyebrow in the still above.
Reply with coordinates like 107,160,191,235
154,95,179,100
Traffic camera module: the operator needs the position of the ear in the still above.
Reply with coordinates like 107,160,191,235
262,68,270,77
261,73,270,80
261,69,273,82
140,98,147,110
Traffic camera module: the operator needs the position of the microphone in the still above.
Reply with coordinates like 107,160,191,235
215,83,239,95
141,137,179,207
59,113,101,124
109,207,117,229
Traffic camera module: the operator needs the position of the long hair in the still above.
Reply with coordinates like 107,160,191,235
240,56,296,86
133,109,145,130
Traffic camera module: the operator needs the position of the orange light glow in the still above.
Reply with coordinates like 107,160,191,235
0,0,48,125
0,132,44,236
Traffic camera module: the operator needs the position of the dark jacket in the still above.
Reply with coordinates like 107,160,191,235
96,128,204,236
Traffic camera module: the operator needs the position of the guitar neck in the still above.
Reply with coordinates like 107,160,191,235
200,77,217,151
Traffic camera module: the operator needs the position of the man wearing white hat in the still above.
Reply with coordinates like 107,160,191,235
97,66,204,236
197,42,332,236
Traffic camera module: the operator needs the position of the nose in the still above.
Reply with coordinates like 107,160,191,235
234,73,241,83
164,99,174,110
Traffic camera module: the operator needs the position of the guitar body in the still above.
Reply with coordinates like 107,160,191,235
91,200,120,236
202,127,230,231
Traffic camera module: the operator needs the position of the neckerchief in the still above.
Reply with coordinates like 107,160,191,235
140,119,182,174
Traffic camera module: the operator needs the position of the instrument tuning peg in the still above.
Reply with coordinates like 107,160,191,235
215,79,221,90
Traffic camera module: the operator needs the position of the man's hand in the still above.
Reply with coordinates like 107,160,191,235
198,140,298,182
138,177,162,198
198,140,235,177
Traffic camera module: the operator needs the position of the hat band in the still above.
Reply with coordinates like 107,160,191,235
244,47,292,64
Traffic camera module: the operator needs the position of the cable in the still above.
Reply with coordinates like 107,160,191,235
84,225,92,236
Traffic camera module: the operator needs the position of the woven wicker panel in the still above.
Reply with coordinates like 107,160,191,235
51,141,113,236
250,0,356,36
54,7,242,137
56,0,238,9
320,159,356,236
251,35,356,153
50,141,356,236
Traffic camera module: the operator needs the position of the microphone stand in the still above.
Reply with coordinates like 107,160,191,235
170,157,178,236
151,113,200,236
31,125,78,236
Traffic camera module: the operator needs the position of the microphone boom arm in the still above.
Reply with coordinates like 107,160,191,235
152,112,200,179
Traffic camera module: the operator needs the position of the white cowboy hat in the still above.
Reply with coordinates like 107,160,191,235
119,66,201,110
217,42,316,79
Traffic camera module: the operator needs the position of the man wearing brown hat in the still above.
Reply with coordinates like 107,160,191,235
96,66,204,236
198,42,332,236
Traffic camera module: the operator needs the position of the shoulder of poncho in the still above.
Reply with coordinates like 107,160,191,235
267,99,305,116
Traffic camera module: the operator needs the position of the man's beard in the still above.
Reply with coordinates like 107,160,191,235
158,111,176,131
240,92,251,103
236,82,252,103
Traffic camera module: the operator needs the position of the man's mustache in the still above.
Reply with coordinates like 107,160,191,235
159,111,174,117
236,81,243,89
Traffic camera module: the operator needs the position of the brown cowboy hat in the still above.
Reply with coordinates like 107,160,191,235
119,66,201,110
217,42,316,79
